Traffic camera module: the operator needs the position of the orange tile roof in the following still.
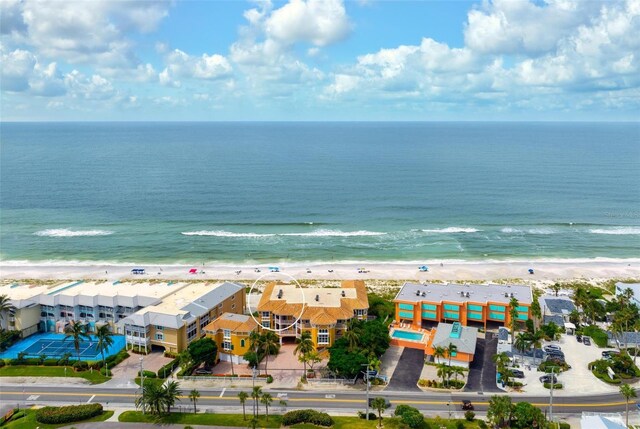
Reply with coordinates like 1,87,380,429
204,313,259,334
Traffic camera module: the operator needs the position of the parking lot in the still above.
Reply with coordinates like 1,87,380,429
515,334,630,396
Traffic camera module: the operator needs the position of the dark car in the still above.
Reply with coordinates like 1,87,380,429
577,335,583,343
462,400,474,410
511,370,525,378
583,337,592,346
194,368,212,375
546,350,565,358
540,374,558,384
602,350,620,359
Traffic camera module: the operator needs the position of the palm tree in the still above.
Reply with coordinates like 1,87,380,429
514,332,530,364
620,383,637,428
433,346,446,365
251,386,262,417
436,363,451,387
451,366,466,386
163,380,181,414
136,381,165,415
344,319,360,352
509,297,520,343
238,391,249,420
248,331,263,374
446,342,458,367
94,324,114,369
260,392,273,420
528,329,544,365
294,331,314,378
63,321,90,363
0,295,15,329
550,283,561,297
188,389,200,414
370,397,389,428
261,331,279,377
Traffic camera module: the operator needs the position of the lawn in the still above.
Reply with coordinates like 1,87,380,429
0,366,110,384
1,408,113,428
581,325,609,348
119,411,282,427
330,416,483,429
134,377,165,388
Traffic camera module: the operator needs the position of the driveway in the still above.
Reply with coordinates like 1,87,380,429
465,332,500,393
385,348,423,392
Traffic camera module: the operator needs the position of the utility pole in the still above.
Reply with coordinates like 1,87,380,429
361,363,370,420
139,357,145,415
549,366,555,424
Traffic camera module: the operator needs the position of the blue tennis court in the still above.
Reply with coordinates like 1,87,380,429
0,332,125,361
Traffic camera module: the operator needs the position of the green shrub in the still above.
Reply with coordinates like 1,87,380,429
582,325,609,348
0,359,5,368
543,382,563,389
0,330,21,352
559,423,570,429
266,375,273,383
455,421,465,429
138,370,157,378
72,361,89,371
105,350,129,367
282,409,333,427
357,411,377,420
478,420,488,429
100,368,112,376
401,410,424,428
35,403,103,424
43,359,59,366
157,358,179,379
394,404,416,416
465,410,475,421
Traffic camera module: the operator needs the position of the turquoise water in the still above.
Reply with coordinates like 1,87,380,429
0,122,638,263
392,330,424,341
0,333,126,361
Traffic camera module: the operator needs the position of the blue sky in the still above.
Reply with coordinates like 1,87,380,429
1,0,639,121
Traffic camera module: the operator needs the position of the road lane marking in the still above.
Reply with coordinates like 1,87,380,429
220,388,226,398
27,395,39,401
88,395,95,403
0,391,629,408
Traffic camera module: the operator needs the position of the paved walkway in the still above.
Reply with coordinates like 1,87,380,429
385,348,423,392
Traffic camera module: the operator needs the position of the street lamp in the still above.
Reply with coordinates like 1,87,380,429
361,363,371,421
139,357,145,415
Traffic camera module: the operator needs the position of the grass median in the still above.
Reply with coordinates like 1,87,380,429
119,411,282,427
0,365,110,384
1,409,113,429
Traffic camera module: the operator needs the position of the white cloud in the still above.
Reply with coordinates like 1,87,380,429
265,0,351,47
1,47,65,96
158,49,232,86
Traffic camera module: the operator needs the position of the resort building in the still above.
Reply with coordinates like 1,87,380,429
539,295,577,334
0,280,246,354
256,280,369,348
204,313,259,363
121,282,245,354
393,282,532,328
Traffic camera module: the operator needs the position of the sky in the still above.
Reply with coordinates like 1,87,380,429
1,0,639,121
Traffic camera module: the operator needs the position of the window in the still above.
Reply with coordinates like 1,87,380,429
199,315,209,329
155,333,164,341
222,341,232,351
241,339,245,348
355,309,366,316
231,304,235,310
318,328,329,344
223,329,231,339
155,325,164,331
187,321,198,342
231,294,235,300
261,312,270,318
262,321,270,329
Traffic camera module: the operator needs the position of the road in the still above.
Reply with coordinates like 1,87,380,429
0,384,631,415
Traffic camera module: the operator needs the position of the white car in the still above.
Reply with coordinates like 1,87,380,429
544,345,562,352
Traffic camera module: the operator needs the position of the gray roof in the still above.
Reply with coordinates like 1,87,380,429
544,315,565,327
180,282,243,317
607,331,640,345
498,327,509,341
396,282,532,305
540,296,576,315
431,322,478,354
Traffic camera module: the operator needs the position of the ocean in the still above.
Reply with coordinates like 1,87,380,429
1,122,638,264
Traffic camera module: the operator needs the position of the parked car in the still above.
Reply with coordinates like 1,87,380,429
583,337,592,346
577,335,583,343
510,369,525,378
462,400,474,410
544,345,562,352
194,368,212,375
602,350,619,359
540,374,558,384
546,351,565,359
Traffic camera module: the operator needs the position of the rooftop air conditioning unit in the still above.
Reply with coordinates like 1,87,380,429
466,292,470,298
504,293,509,298
341,291,346,297
315,295,320,302
421,292,426,297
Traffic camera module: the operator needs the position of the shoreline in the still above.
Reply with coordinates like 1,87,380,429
1,259,638,283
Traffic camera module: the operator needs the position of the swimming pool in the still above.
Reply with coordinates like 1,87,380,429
392,330,424,341
0,332,125,361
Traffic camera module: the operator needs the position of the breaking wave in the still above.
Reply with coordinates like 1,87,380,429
34,229,114,237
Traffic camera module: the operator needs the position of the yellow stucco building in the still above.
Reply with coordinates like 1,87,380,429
204,313,259,363
256,280,369,348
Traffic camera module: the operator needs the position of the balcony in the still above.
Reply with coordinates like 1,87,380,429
126,335,150,346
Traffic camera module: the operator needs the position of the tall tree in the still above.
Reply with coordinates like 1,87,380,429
509,297,520,344
514,332,530,364
371,397,389,428
0,295,16,329
163,380,181,414
94,324,114,369
620,383,637,429
294,331,314,377
451,366,466,385
261,331,280,377
251,386,262,417
63,321,90,363
433,346,446,365
446,342,458,367
188,389,200,414
487,395,513,428
343,319,360,352
260,392,273,420
136,380,165,415
550,283,561,297
238,391,249,420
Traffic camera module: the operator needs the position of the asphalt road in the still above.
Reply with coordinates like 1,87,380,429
0,384,632,415
466,332,500,393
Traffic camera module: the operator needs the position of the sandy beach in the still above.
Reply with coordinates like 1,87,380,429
1,259,638,285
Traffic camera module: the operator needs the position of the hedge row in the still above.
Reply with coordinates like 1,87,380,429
282,409,334,427
105,349,129,367
157,358,179,379
138,370,157,378
35,403,103,424
394,405,424,429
